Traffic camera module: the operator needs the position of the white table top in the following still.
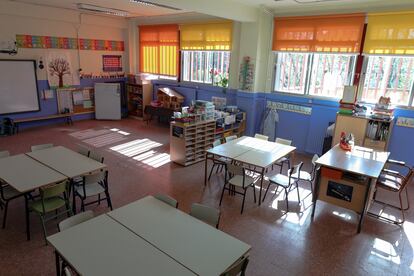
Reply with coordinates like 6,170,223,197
27,146,107,178
0,154,67,193
316,145,390,178
207,136,296,169
233,137,296,168
108,196,251,276
47,215,195,276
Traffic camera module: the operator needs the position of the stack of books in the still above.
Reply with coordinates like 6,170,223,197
338,85,356,115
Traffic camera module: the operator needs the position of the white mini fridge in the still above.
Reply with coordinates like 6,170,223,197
94,83,121,120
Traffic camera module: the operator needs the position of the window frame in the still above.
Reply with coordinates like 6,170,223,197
357,55,414,107
180,50,231,87
273,51,358,100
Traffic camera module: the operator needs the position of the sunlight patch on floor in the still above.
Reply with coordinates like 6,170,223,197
371,238,401,265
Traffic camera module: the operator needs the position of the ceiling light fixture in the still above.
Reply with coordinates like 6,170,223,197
292,0,342,3
76,3,129,17
129,0,182,11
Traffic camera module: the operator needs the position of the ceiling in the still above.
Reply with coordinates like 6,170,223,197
9,0,414,21
10,0,187,17
232,0,414,16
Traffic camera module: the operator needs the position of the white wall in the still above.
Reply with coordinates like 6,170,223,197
0,1,129,80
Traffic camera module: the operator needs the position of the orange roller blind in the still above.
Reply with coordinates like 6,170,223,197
364,11,414,55
273,14,365,53
139,24,179,76
180,22,233,51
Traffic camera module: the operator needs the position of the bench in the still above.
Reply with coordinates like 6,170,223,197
13,113,73,133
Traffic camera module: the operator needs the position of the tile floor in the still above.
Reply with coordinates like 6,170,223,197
0,119,413,276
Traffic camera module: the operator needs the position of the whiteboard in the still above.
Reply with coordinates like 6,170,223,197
0,60,40,115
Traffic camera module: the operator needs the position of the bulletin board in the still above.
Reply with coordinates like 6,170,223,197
56,87,95,114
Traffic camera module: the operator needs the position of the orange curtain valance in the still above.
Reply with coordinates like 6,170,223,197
272,14,365,53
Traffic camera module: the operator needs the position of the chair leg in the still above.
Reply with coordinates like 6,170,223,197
105,191,113,211
279,163,284,173
252,185,257,203
285,188,289,212
81,199,85,212
2,200,9,229
208,164,216,181
262,182,273,203
241,189,246,214
405,187,410,210
399,192,405,223
296,183,301,204
216,164,220,173
98,194,101,205
40,215,48,245
219,184,227,206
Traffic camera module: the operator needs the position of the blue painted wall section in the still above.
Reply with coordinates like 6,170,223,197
4,77,414,166
1,78,125,130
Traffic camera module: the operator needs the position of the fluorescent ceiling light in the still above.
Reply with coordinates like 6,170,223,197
77,3,129,17
129,0,181,11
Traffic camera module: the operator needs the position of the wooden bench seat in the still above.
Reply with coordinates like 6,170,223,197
14,113,73,133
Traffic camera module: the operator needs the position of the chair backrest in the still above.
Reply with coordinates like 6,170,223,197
89,151,104,163
288,162,304,180
275,137,292,146
190,203,221,229
84,171,107,185
31,144,54,151
227,164,244,177
78,146,90,157
225,135,237,143
220,257,249,276
401,168,414,190
213,139,222,147
40,180,68,199
154,194,178,208
254,133,269,141
59,210,94,232
0,150,10,158
310,154,320,179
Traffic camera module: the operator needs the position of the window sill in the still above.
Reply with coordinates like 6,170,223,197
271,91,342,103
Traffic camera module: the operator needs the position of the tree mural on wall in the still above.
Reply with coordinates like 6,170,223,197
48,58,70,87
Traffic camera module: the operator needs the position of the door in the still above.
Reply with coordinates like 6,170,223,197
94,83,121,120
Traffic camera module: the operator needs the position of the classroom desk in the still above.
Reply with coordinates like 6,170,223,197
205,136,296,205
108,196,251,276
26,146,107,178
0,154,67,240
47,215,196,276
311,145,390,233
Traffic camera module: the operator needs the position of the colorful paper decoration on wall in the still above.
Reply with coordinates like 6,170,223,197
267,101,312,115
396,117,414,128
47,52,79,88
16,34,124,51
239,56,254,91
102,55,122,72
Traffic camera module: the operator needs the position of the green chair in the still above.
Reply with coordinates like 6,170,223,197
58,210,94,232
154,194,178,208
220,256,249,276
1,182,25,228
190,203,221,228
29,180,72,243
77,146,90,157
31,143,54,151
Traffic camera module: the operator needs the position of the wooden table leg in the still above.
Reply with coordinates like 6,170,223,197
24,194,30,241
258,167,265,206
357,177,373,233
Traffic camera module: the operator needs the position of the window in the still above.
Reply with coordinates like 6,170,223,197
274,52,356,98
360,56,414,105
139,24,179,78
181,51,230,87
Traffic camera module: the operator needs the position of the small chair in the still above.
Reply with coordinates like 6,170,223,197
254,133,269,141
31,143,54,151
220,164,256,214
291,154,319,193
58,210,94,232
154,194,178,208
89,151,104,163
0,150,9,158
73,171,112,212
371,159,413,224
190,203,221,228
29,180,73,243
274,137,292,172
1,182,25,228
220,256,249,276
263,162,304,212
77,146,90,157
208,140,228,181
225,135,237,143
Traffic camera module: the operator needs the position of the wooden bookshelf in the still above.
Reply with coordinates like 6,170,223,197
170,120,216,166
126,83,152,120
